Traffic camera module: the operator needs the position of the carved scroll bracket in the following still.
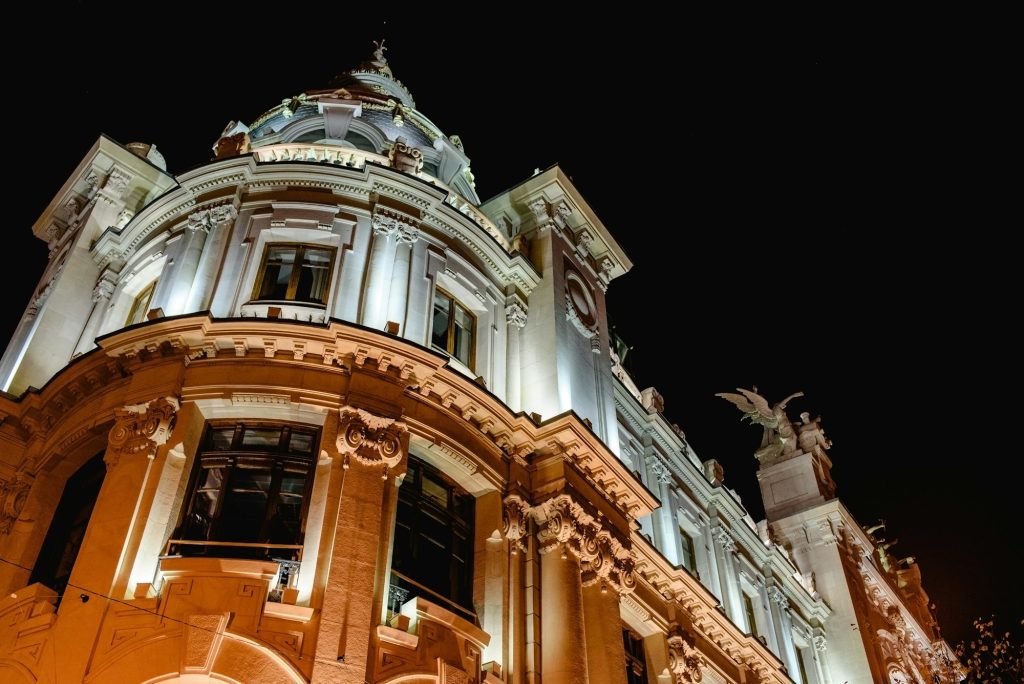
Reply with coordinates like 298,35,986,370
105,396,180,467
336,406,408,479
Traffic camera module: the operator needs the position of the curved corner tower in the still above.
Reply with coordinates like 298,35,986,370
0,45,962,684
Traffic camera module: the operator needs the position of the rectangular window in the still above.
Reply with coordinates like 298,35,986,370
680,529,698,574
125,280,157,326
744,592,759,636
171,422,320,561
390,456,475,620
252,243,335,305
622,628,647,684
797,646,812,684
431,288,476,369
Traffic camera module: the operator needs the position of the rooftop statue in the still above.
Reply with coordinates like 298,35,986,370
716,387,804,463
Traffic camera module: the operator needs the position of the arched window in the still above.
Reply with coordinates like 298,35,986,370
170,422,320,561
30,452,106,599
345,131,377,153
390,455,475,620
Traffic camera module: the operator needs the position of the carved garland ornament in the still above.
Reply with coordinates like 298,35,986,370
336,406,408,478
667,627,706,684
105,397,179,467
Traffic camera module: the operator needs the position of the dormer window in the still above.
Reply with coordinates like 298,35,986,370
252,243,335,306
431,288,475,369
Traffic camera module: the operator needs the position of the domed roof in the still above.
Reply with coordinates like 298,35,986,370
247,41,445,151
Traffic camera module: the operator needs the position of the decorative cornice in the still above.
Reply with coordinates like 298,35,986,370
105,396,179,467
336,405,407,478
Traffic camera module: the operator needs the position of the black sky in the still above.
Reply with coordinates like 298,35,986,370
4,5,1018,646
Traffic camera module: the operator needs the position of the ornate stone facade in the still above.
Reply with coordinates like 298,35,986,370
0,46,962,684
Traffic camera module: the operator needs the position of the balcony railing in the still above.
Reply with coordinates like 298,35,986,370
252,143,511,251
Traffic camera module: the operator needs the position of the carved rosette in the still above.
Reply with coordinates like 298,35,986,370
0,473,33,535
188,205,238,234
667,627,705,683
502,494,531,554
336,406,408,478
105,397,180,467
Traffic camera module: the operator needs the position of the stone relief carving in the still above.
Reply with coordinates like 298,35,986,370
336,406,408,478
187,205,238,234
105,396,179,467
505,301,527,329
502,494,531,554
388,137,423,174
564,270,598,339
0,472,33,535
667,626,706,683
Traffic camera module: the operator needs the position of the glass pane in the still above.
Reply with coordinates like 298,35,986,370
431,293,451,351
296,248,333,304
220,467,272,542
289,431,314,454
241,427,282,448
453,304,473,366
208,428,234,450
422,474,448,507
257,246,295,300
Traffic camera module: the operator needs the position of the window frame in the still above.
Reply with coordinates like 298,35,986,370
431,287,476,370
250,242,336,306
390,454,476,619
171,421,321,560
125,279,157,326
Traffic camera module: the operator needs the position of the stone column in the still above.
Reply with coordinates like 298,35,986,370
503,495,530,684
312,406,408,683
581,530,634,684
53,397,178,684
385,224,419,335
161,208,215,316
185,205,238,312
535,495,594,684
767,585,801,679
72,270,117,357
712,527,743,623
361,209,414,330
504,301,527,411
647,458,679,566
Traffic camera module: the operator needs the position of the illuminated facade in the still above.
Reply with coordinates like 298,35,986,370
0,47,960,683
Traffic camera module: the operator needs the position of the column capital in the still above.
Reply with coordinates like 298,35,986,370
505,300,528,329
533,493,600,561
667,626,706,684
582,529,636,595
371,206,417,237
105,396,179,467
188,204,237,234
766,584,790,609
713,526,737,553
336,405,408,479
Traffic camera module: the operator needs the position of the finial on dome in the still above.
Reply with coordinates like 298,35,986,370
366,39,392,76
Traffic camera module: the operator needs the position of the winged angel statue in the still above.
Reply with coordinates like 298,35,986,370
716,388,804,463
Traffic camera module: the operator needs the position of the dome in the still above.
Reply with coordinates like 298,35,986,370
236,42,477,203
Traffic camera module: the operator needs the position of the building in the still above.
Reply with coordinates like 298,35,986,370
0,46,961,683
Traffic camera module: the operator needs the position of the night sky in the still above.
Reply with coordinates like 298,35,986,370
5,5,1017,647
